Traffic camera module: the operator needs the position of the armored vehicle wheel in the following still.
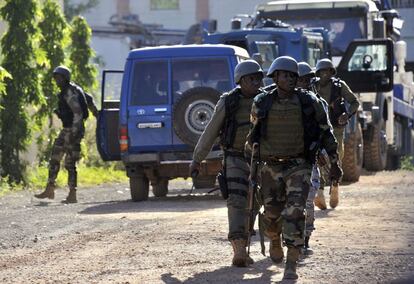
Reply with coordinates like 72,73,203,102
152,178,168,197
173,87,221,147
342,123,363,182
193,175,216,189
364,119,387,171
130,175,149,202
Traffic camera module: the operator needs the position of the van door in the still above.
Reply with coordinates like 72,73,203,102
97,70,123,161
336,39,394,92
127,59,172,152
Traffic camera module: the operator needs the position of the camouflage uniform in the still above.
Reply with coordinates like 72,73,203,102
193,87,253,241
249,87,338,249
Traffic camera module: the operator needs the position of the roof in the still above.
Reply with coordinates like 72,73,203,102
258,0,378,12
127,44,249,59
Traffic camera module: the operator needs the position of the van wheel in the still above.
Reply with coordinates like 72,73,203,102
152,178,168,197
173,87,221,146
364,119,387,171
342,123,363,182
193,175,216,189
130,175,149,201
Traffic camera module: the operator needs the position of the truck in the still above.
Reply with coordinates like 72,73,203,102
97,44,250,201
252,0,414,177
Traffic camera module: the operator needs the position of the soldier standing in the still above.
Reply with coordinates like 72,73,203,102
248,56,342,279
189,60,264,267
313,59,360,209
34,66,90,203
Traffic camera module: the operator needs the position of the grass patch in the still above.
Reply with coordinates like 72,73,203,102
400,156,414,171
0,165,128,196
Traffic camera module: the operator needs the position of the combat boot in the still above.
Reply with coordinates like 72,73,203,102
230,239,248,267
269,235,284,263
62,187,77,204
283,247,300,280
301,236,313,256
329,184,339,209
34,182,55,199
314,188,327,210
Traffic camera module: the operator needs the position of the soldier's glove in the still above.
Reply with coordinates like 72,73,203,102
329,161,343,183
338,112,349,126
189,160,201,178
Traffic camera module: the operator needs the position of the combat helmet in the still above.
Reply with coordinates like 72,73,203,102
298,62,315,78
234,60,264,84
315,58,336,75
53,65,71,81
267,56,299,77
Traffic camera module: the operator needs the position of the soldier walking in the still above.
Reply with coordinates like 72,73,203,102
189,60,264,267
248,56,342,279
34,66,91,203
313,59,360,209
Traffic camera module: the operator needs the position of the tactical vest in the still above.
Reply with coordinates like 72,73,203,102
219,88,252,151
251,88,322,162
57,83,89,127
325,78,346,127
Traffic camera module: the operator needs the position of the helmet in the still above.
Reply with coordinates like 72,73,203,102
53,65,71,81
298,62,315,78
234,60,263,84
315,58,336,75
267,56,298,77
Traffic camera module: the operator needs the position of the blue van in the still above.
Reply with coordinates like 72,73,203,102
97,44,250,201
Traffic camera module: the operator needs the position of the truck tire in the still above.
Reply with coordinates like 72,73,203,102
173,87,221,147
130,175,149,202
193,175,216,189
152,178,168,197
342,123,363,182
364,119,387,171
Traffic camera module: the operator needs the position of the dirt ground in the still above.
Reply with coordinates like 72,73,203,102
0,170,414,283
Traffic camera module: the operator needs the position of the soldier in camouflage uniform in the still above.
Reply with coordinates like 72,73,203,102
34,66,89,204
190,60,264,267
297,62,326,255
248,56,342,280
312,59,360,210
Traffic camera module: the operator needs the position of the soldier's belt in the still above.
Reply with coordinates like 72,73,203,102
263,155,305,165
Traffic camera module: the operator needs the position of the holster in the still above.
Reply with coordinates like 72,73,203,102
217,170,228,199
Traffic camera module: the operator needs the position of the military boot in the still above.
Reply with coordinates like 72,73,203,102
34,182,55,199
314,188,327,210
283,247,300,280
269,235,284,263
230,239,248,267
301,236,313,255
62,187,77,204
329,184,339,209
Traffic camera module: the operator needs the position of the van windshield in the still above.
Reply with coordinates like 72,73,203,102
130,60,168,106
172,58,232,100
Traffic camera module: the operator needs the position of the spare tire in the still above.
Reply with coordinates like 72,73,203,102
173,87,221,146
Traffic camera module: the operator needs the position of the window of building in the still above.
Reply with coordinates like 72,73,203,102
150,0,179,10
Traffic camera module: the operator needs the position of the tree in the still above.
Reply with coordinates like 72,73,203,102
69,15,98,93
0,0,43,183
37,0,69,163
63,0,99,22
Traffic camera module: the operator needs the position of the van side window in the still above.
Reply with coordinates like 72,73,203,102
130,60,168,106
172,58,231,101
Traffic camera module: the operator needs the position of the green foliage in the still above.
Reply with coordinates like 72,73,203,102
0,0,43,183
63,0,99,22
69,15,98,93
400,156,414,171
37,0,69,163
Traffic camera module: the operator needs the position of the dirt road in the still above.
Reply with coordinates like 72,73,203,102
0,171,414,283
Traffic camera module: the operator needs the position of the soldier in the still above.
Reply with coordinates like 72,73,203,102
297,62,325,255
34,66,90,203
313,58,360,210
248,56,342,279
189,60,264,267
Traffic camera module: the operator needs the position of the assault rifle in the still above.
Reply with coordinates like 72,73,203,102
246,142,260,255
